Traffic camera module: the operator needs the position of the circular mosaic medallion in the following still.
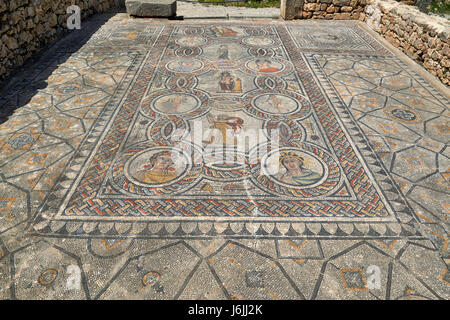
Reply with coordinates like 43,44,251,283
166,58,204,74
246,59,285,74
241,57,293,77
141,90,210,120
176,35,207,47
242,36,275,47
126,147,191,187
253,94,299,115
112,143,203,195
244,90,311,121
263,149,326,188
153,93,198,115
250,143,341,197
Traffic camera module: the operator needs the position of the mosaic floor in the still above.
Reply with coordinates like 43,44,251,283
0,13,449,300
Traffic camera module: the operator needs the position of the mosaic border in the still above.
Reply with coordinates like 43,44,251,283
27,24,427,240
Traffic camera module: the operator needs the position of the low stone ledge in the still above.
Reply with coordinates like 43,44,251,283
125,0,176,17
364,0,449,85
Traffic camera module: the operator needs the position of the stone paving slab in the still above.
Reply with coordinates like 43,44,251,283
0,13,448,300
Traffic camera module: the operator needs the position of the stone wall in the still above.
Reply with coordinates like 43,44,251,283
0,0,122,83
281,0,368,20
364,0,449,85
301,0,368,20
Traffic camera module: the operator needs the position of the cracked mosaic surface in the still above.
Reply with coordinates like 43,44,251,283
0,14,448,299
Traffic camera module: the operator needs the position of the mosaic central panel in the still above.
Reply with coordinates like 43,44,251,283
30,23,422,239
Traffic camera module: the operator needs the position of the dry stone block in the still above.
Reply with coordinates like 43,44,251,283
125,0,176,17
333,0,350,6
304,3,319,11
341,6,353,12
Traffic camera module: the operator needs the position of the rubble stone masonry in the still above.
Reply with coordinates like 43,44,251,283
0,0,122,82
364,0,449,85
301,0,367,20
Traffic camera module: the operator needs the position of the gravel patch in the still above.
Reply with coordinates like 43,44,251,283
177,1,280,18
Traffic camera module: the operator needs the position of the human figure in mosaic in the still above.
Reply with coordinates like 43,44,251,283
134,151,178,184
202,114,244,145
276,151,322,186
254,59,281,73
218,71,242,93
263,95,291,113
217,45,229,59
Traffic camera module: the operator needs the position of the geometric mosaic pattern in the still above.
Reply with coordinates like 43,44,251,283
0,14,448,299
287,24,391,55
27,22,429,241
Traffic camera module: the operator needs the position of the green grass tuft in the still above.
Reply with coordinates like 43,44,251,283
196,0,280,8
428,0,450,15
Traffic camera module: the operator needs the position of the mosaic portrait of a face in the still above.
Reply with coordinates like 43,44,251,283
126,148,190,186
269,150,325,188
